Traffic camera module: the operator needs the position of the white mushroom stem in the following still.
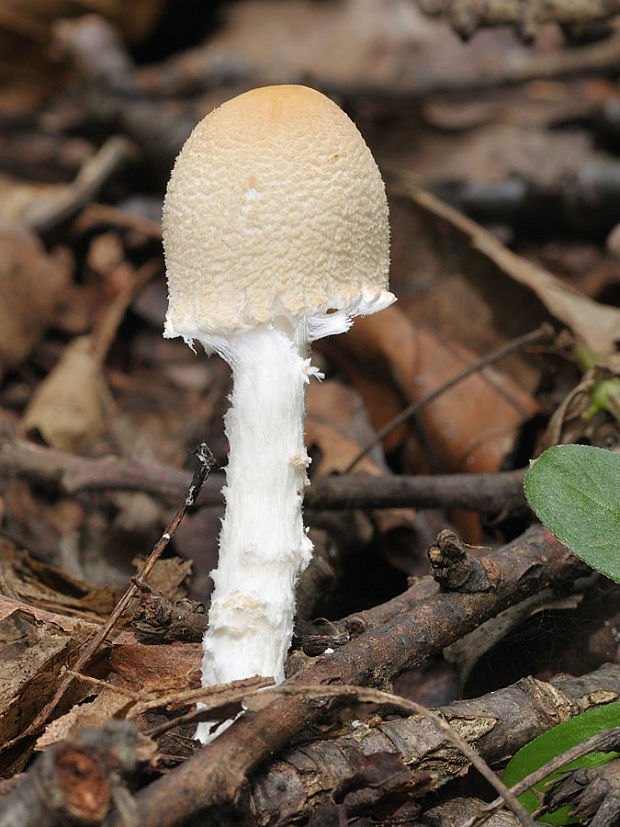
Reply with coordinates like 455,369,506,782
193,311,359,744
200,324,314,686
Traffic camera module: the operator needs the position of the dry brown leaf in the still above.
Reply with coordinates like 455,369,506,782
388,195,546,393
201,0,428,90
306,381,386,477
185,0,548,98
306,379,423,557
327,305,540,475
0,606,91,745
22,336,114,452
35,687,132,751
0,542,117,620
0,222,72,379
131,556,193,603
107,642,201,696
397,181,620,355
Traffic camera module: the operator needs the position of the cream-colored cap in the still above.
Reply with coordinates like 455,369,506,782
163,85,392,338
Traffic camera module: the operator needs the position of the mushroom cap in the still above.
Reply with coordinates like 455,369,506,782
163,85,392,339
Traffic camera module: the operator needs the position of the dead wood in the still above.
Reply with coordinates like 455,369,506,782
0,435,528,513
103,524,588,827
424,796,519,826
0,434,210,502
428,528,494,592
305,468,527,513
250,665,620,824
0,721,139,827
23,136,134,234
132,588,207,643
472,728,620,827
418,0,620,41
542,754,620,826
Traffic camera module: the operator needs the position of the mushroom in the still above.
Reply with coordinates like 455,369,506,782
163,85,393,742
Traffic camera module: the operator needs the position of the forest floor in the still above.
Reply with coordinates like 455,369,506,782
0,1,619,825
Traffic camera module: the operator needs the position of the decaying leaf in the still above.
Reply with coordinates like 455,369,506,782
540,355,620,451
22,336,114,452
325,305,540,475
106,642,202,697
0,606,91,745
0,222,72,379
396,181,620,355
35,687,133,751
0,541,117,619
306,380,386,477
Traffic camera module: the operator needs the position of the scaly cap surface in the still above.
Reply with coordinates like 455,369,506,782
163,85,392,338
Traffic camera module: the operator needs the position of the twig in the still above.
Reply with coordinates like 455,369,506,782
143,677,275,738
467,727,620,827
417,0,620,40
0,435,216,501
22,136,134,234
72,203,162,239
0,436,528,512
306,467,526,512
0,722,139,827
345,323,554,473
0,444,215,755
91,258,163,366
269,683,536,827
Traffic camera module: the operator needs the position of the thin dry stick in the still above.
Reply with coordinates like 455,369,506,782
466,726,620,827
345,322,554,473
144,676,275,738
23,136,134,234
269,684,536,827
0,443,215,753
91,257,163,365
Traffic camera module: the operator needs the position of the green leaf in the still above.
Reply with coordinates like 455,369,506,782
524,445,620,583
502,703,620,824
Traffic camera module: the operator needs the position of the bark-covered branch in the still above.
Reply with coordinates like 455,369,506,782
543,754,620,826
104,525,588,827
251,665,620,824
418,0,620,40
0,436,527,513
0,722,139,827
305,468,526,512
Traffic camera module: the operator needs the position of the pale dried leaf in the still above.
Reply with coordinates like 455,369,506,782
399,182,620,355
0,222,72,378
22,336,114,452
35,687,131,750
0,608,91,743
